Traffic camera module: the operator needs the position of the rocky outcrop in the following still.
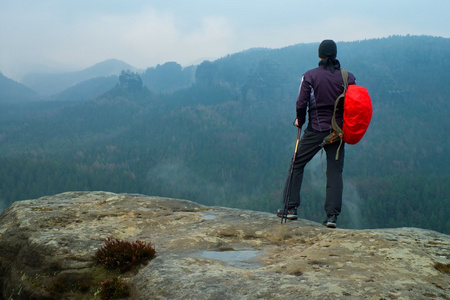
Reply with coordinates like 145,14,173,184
0,191,449,299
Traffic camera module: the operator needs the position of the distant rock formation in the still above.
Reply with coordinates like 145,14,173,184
21,59,138,95
0,192,449,299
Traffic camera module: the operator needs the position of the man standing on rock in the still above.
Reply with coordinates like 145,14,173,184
277,40,356,228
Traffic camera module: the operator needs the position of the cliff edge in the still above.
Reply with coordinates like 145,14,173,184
0,191,449,299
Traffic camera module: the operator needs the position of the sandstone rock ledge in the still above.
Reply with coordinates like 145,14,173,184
0,191,449,299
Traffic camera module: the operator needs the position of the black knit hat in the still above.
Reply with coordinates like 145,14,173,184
318,40,337,59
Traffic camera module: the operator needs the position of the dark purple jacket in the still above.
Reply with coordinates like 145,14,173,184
296,65,356,132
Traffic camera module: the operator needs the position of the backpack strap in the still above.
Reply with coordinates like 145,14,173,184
333,68,348,129
321,68,349,160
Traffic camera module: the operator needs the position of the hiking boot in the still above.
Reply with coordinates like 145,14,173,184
322,215,337,228
276,207,298,220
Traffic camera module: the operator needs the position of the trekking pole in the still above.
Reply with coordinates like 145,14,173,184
281,127,301,224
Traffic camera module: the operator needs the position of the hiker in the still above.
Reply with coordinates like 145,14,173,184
277,39,356,228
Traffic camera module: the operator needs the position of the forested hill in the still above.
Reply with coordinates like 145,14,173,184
0,72,38,102
0,35,449,234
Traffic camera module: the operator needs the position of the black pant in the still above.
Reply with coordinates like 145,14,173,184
285,128,345,216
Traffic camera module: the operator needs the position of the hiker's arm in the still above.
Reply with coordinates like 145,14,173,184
348,72,356,85
296,76,309,128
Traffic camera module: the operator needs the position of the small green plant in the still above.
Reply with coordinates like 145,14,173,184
95,277,129,300
95,237,156,273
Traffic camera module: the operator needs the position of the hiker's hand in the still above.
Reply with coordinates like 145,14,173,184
295,119,300,127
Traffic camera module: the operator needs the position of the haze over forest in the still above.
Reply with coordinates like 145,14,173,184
0,35,449,234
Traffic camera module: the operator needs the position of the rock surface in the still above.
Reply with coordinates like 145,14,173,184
0,191,449,299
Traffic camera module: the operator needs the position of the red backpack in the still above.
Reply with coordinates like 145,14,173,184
322,68,372,158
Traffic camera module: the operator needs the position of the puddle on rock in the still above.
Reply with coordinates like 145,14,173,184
202,214,218,220
199,249,261,267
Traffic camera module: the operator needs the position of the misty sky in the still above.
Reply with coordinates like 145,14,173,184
1,0,449,80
